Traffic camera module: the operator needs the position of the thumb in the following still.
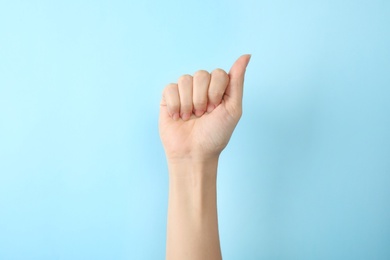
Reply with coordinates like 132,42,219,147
225,54,251,107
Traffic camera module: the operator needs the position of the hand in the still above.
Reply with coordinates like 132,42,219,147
159,55,251,162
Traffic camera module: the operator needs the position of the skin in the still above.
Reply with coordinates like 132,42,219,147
159,54,251,260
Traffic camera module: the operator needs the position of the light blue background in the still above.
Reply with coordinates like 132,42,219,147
1,0,389,259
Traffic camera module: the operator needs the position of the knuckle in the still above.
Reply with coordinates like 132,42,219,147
212,68,228,79
194,70,210,79
164,83,177,93
178,74,193,85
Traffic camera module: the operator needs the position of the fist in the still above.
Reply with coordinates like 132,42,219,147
159,55,251,162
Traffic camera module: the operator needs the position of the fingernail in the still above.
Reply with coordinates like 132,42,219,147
173,113,179,121
182,112,191,121
247,54,252,65
194,109,205,117
240,54,251,69
207,104,215,113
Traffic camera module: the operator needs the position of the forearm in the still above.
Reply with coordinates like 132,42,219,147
161,55,250,259
166,157,222,260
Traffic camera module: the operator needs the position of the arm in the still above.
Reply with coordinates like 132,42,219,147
159,55,251,260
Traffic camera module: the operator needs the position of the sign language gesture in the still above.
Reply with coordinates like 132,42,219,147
160,55,251,260
159,55,251,162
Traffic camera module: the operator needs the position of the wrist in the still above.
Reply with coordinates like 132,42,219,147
167,156,219,201
167,155,219,222
167,155,219,177
166,151,220,166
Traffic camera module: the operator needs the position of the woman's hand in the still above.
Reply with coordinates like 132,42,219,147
160,55,251,260
159,55,251,162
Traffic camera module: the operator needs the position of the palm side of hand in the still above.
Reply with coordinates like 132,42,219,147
159,55,251,161
160,100,239,160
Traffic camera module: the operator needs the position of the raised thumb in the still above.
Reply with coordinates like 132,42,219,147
225,54,251,107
